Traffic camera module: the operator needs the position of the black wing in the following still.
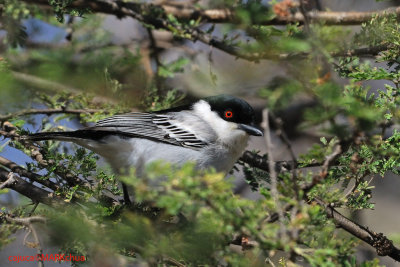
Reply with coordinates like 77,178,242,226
91,112,208,149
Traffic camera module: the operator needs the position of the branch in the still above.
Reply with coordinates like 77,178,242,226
330,44,391,57
0,172,16,190
314,198,400,261
0,168,65,207
240,150,321,172
0,153,122,209
263,195,400,261
0,156,60,191
2,212,46,267
261,109,287,240
302,144,342,191
270,114,300,199
265,7,400,26
299,0,311,32
0,123,89,188
1,123,122,207
2,213,47,225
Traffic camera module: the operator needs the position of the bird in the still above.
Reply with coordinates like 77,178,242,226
25,95,263,176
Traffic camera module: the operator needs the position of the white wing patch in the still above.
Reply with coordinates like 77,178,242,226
152,115,208,148
93,112,208,149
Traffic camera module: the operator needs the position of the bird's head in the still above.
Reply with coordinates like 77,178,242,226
202,95,263,137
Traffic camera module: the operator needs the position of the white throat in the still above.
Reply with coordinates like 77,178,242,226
192,100,249,151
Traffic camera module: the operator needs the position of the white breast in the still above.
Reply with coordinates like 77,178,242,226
78,136,201,174
78,134,248,175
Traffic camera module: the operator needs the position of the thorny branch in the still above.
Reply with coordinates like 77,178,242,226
240,150,321,172
0,156,60,191
315,198,400,261
160,5,400,26
0,125,123,208
0,168,65,207
256,146,400,261
241,129,399,261
1,121,90,188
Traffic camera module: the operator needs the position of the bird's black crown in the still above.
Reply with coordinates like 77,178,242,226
204,95,256,125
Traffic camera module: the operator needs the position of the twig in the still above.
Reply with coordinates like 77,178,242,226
239,150,323,173
146,28,163,88
262,109,277,188
266,257,276,267
299,0,311,32
302,144,342,191
28,202,40,217
0,156,59,191
331,44,391,57
273,117,297,166
262,196,400,261
2,213,46,267
261,109,286,239
0,123,50,167
29,224,44,267
0,124,90,188
258,130,399,261
65,15,74,42
314,198,400,261
2,213,46,226
0,172,16,189
0,156,120,208
163,257,186,267
343,172,373,200
254,132,399,261
0,125,121,207
230,235,258,250
271,115,300,199
321,145,342,174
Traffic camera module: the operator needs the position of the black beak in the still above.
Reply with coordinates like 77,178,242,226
239,124,263,136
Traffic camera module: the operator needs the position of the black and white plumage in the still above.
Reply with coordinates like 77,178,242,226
25,95,263,174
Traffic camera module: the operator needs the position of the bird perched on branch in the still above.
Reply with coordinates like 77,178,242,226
25,95,262,176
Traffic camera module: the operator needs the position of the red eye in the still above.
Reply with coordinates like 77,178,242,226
224,110,233,119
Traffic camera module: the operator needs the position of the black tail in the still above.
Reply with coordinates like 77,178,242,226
24,131,84,142
24,130,121,142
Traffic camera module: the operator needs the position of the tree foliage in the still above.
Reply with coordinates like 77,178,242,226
1,0,400,266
